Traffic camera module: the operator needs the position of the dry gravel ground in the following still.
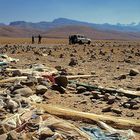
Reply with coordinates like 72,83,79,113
0,39,140,138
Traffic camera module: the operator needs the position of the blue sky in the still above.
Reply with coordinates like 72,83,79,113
0,0,140,24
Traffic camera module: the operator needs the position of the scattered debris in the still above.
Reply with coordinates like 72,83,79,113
0,43,140,139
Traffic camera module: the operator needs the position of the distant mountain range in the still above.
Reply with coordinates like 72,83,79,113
6,18,140,32
0,18,140,40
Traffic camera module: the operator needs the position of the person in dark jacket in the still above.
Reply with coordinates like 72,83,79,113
32,36,35,44
38,35,42,44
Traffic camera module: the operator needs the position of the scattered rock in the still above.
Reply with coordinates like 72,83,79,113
91,71,96,75
55,76,68,88
76,86,87,93
10,84,25,92
13,87,34,97
55,65,62,71
12,70,22,77
68,83,77,89
79,100,87,104
69,58,78,66
91,99,97,103
39,128,54,139
83,91,92,96
39,80,50,87
102,106,112,112
21,80,35,87
112,108,122,114
129,69,139,76
21,76,38,86
123,103,131,108
117,74,126,80
107,96,116,104
132,105,139,110
51,84,65,94
91,91,101,99
133,98,140,103
126,112,134,117
6,99,19,110
36,85,48,95
103,93,110,101
115,96,121,100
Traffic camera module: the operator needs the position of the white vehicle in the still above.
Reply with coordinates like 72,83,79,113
69,34,91,45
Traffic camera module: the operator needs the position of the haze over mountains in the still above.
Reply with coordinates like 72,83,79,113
0,18,140,40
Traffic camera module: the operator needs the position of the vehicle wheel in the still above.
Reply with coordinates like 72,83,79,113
88,41,91,45
79,41,83,44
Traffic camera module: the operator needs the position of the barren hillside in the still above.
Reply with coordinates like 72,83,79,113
0,25,140,40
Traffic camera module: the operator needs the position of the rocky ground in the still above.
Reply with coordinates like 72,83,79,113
0,40,140,139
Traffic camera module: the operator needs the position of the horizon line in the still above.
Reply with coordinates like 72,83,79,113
1,17,140,26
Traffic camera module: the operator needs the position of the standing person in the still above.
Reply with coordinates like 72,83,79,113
38,34,42,44
32,36,35,44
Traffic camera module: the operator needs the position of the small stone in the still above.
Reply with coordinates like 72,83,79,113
107,96,116,104
12,70,22,77
69,58,78,66
117,74,126,80
103,93,110,101
91,91,101,99
91,99,97,103
124,101,137,108
39,128,54,139
77,86,87,93
123,103,130,108
126,112,134,117
51,84,65,94
115,96,121,100
121,96,128,102
129,69,139,76
79,100,87,104
55,66,62,71
102,106,112,112
68,83,77,89
132,105,139,110
136,87,140,91
10,84,25,92
112,108,122,114
133,98,140,103
39,80,50,87
98,94,104,99
83,91,92,96
21,80,34,86
78,72,85,75
21,76,38,86
7,99,19,110
91,71,96,75
36,85,48,95
13,87,34,97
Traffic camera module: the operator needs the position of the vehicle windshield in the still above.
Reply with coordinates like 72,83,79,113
78,35,85,38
